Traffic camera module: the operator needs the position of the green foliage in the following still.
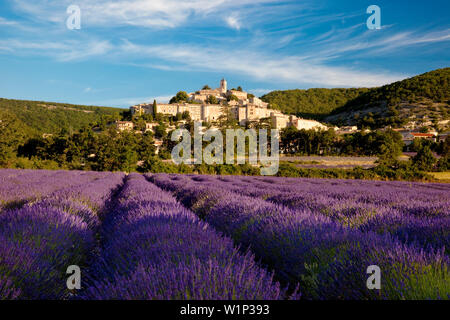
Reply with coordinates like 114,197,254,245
437,155,450,171
329,68,450,128
14,157,63,170
138,157,193,174
169,91,189,104
228,95,239,102
262,68,449,129
152,100,157,116
0,98,123,136
412,145,437,171
280,127,404,159
15,126,156,173
440,136,450,156
154,123,167,139
280,127,337,155
276,162,432,182
202,85,211,90
262,88,369,118
0,111,29,166
207,95,218,104
181,111,191,120
339,68,450,113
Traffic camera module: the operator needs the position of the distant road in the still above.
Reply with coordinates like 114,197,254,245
280,156,377,162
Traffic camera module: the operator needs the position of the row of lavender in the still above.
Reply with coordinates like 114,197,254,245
0,169,112,211
1,169,448,299
82,173,291,299
156,174,450,251
221,175,450,220
149,174,450,299
0,170,124,299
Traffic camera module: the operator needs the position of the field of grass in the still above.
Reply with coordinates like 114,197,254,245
280,156,377,169
429,172,450,181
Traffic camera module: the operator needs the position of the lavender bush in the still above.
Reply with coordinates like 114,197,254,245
0,169,448,300
83,174,287,300
150,173,450,299
0,170,125,299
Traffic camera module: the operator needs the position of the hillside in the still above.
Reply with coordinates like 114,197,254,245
261,68,450,129
0,98,125,136
261,88,370,118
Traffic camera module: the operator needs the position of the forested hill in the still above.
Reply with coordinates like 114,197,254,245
261,88,370,118
261,68,450,127
0,98,125,136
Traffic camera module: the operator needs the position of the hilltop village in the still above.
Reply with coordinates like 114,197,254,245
129,79,327,131
115,79,448,154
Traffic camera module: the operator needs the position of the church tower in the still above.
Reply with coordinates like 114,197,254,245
220,78,227,93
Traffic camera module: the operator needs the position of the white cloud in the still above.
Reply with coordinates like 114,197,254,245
93,95,173,107
0,17,19,26
120,40,404,87
226,15,241,30
248,88,273,96
3,1,449,90
11,0,276,29
3,26,448,88
309,27,450,60
0,39,112,61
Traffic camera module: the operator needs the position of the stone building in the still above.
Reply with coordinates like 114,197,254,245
130,80,328,131
116,121,134,131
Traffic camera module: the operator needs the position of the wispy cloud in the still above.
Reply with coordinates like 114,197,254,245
248,88,274,96
11,0,278,29
226,15,241,30
119,40,404,87
93,95,173,107
306,27,450,60
0,39,112,61
2,0,449,107
0,17,19,26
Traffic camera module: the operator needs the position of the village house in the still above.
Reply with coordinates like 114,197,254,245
153,139,164,154
145,122,159,133
410,132,437,142
130,79,328,131
401,132,437,146
438,132,449,143
115,121,134,132
335,126,358,135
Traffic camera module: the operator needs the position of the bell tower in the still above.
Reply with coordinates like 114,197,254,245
220,78,227,93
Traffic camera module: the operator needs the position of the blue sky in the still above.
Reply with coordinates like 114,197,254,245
0,0,449,108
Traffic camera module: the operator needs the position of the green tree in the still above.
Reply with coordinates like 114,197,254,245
228,94,239,102
138,133,156,162
0,111,26,166
152,100,157,116
217,106,238,128
169,91,189,104
154,123,167,139
207,95,218,104
412,145,437,171
181,111,191,121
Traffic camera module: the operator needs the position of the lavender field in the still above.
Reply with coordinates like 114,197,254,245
0,169,449,300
